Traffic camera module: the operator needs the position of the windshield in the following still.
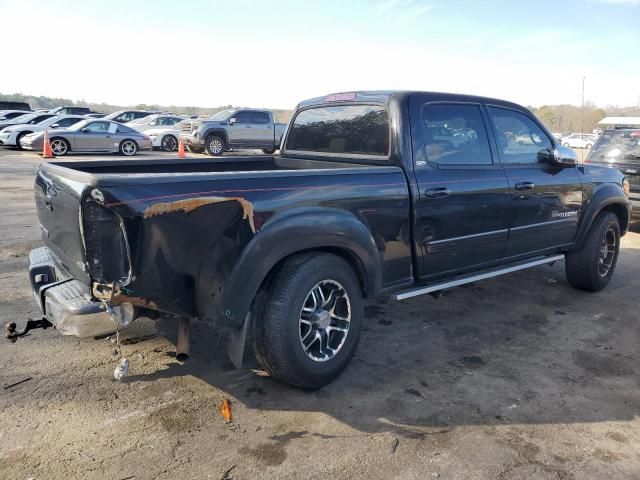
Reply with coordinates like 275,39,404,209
67,119,91,131
209,109,235,121
588,130,640,162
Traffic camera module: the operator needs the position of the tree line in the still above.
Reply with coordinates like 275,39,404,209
529,103,640,134
0,92,294,124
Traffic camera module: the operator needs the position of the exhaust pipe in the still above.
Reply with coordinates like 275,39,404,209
176,317,190,361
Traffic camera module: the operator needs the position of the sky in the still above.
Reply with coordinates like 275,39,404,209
1,0,639,110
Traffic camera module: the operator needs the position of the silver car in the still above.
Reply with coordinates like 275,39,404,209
20,119,152,156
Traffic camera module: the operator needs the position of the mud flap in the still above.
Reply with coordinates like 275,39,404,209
226,313,250,369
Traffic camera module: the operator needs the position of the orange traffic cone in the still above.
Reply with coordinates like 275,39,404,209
42,129,54,159
177,138,186,159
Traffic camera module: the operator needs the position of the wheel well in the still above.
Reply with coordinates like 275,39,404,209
205,130,228,145
601,203,629,233
121,138,138,148
256,247,370,301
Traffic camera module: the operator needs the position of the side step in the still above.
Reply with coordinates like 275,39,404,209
392,254,565,301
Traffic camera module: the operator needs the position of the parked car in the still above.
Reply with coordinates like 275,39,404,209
0,115,85,148
179,108,286,155
145,127,179,151
0,101,31,111
562,133,594,149
20,119,152,156
587,128,640,219
103,110,158,124
0,110,32,122
24,90,630,389
0,112,56,132
85,113,106,118
128,114,186,132
48,106,94,115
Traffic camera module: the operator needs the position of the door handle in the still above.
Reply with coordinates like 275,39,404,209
424,187,451,199
515,181,535,191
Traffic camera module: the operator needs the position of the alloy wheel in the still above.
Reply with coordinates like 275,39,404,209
50,139,67,155
122,140,137,156
298,279,351,362
597,227,616,277
209,138,223,154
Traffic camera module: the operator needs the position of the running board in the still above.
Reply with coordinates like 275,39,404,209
392,254,565,301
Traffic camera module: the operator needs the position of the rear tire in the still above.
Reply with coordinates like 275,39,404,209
119,139,138,156
15,131,31,150
205,135,225,156
161,134,178,152
253,253,363,389
262,147,276,155
565,211,620,292
50,137,69,156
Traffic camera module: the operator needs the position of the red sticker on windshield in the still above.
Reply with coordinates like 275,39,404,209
325,92,356,102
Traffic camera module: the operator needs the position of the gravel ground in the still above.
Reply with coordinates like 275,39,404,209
0,148,638,480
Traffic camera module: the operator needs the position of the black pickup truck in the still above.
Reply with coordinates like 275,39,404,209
27,91,631,388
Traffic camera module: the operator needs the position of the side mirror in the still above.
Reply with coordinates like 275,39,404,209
50,124,59,129
552,145,578,167
150,121,157,126
81,128,90,133
229,117,237,125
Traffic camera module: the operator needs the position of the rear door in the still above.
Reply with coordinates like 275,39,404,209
410,98,511,281
251,111,274,145
487,106,582,260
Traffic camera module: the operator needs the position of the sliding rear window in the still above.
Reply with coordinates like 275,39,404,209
285,105,389,157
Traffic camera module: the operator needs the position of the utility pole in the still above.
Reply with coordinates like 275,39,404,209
580,76,585,138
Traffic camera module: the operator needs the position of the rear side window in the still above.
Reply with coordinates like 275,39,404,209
422,104,493,165
251,112,270,124
117,125,136,134
286,105,389,156
489,107,552,164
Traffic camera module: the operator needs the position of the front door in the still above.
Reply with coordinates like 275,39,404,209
228,111,255,145
410,99,511,281
487,106,582,260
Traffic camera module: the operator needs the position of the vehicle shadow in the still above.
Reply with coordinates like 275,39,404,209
124,252,640,438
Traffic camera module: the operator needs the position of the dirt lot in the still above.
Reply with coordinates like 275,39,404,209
0,148,638,480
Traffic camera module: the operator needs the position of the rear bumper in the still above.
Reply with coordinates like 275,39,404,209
28,247,134,338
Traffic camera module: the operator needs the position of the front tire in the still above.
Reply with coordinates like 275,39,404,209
205,135,225,156
253,253,363,389
565,211,620,291
120,139,138,156
161,134,178,152
50,137,69,156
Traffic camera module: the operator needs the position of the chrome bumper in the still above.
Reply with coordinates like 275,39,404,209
29,247,134,338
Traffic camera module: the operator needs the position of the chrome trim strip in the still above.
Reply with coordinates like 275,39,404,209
392,254,565,301
511,218,578,231
427,228,508,245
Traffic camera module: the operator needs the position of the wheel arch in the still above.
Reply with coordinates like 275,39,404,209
203,128,229,145
216,208,382,330
575,185,630,248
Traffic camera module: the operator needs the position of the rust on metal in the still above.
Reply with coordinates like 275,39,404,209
142,196,255,232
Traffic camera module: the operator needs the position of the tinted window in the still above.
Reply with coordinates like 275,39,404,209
489,107,552,164
3,112,28,120
235,111,253,124
422,104,493,165
58,117,82,127
251,112,270,124
84,122,110,133
30,115,54,124
71,107,91,114
114,112,135,123
133,112,150,120
588,130,640,162
117,125,136,134
286,105,389,156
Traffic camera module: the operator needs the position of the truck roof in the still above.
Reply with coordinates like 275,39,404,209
298,90,527,112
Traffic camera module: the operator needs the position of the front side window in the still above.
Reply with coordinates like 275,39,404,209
489,107,552,164
235,111,253,124
84,121,110,133
286,104,389,156
422,104,493,165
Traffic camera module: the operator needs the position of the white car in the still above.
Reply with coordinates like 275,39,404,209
128,114,186,132
0,115,85,148
562,133,594,150
145,127,179,151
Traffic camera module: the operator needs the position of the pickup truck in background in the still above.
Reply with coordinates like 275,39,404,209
27,91,630,388
178,108,286,156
